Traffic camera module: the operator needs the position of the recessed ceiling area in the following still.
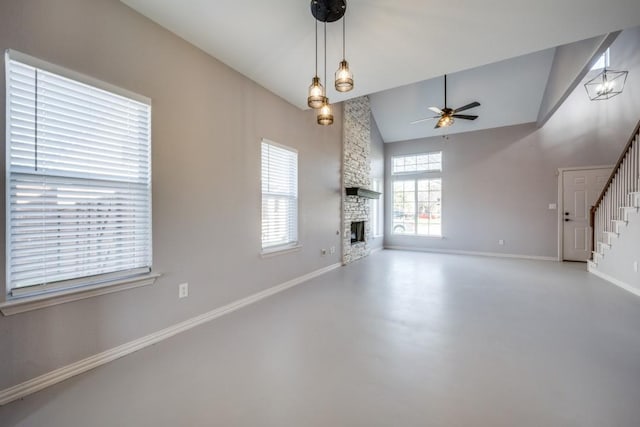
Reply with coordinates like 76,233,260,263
370,49,556,142
121,0,640,111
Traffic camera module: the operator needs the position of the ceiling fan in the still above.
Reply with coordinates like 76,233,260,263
411,74,480,128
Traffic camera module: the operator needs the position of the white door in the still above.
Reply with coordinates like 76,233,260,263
562,168,611,261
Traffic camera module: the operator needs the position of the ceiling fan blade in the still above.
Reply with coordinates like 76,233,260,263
453,102,480,113
434,122,442,129
428,106,443,114
410,116,439,125
451,114,478,120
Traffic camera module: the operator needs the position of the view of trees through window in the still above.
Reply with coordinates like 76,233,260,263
391,152,442,237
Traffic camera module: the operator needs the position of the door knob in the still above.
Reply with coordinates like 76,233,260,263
564,212,570,215
565,218,571,222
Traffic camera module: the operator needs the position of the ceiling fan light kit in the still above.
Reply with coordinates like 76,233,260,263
308,0,352,125
584,68,628,101
411,74,480,129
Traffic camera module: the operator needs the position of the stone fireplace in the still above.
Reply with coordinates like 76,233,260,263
342,96,373,264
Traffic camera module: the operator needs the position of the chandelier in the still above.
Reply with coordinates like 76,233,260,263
584,68,628,101
307,0,354,126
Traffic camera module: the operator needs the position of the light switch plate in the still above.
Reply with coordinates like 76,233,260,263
178,283,189,298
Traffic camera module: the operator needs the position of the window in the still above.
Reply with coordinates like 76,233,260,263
370,179,383,237
5,50,152,299
392,152,442,175
591,48,610,71
391,152,442,237
261,140,298,251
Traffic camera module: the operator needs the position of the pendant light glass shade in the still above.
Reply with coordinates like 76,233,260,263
335,60,353,92
308,76,325,109
317,97,334,125
334,12,353,92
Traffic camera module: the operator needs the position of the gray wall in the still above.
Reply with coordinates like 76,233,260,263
0,0,343,389
384,27,640,259
369,115,385,251
537,32,618,126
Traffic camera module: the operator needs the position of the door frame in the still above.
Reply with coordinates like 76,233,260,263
557,165,613,261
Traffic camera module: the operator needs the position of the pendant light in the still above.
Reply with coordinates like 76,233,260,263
307,4,325,109
334,12,353,92
584,68,628,101
317,21,334,126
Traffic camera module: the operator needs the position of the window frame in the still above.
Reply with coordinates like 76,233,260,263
1,50,157,315
591,48,610,71
390,151,443,238
391,152,442,175
370,178,383,238
260,139,300,255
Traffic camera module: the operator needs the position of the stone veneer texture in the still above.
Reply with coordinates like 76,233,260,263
342,96,372,264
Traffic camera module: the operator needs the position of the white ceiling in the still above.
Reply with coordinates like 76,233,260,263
370,48,556,142
122,0,640,110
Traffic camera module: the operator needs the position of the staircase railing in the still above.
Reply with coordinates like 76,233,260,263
590,119,640,259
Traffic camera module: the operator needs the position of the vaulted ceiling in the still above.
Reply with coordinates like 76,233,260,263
122,0,640,139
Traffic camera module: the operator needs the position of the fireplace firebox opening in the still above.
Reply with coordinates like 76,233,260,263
351,221,365,244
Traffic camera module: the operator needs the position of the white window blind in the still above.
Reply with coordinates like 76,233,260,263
5,51,152,296
261,140,298,250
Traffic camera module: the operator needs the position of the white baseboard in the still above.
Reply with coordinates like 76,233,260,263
370,246,384,254
588,264,640,297
384,246,557,262
0,263,341,406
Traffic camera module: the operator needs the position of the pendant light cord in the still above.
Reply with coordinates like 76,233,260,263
314,7,318,77
342,13,346,60
324,21,327,89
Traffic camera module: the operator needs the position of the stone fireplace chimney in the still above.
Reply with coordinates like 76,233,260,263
342,96,373,264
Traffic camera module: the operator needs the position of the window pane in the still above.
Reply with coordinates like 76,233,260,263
261,141,298,249
6,53,152,291
392,152,442,174
416,178,441,236
392,180,415,234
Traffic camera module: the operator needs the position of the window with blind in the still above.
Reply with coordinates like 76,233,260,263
5,50,152,298
261,140,298,251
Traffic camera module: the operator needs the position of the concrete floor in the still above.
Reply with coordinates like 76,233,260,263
1,250,640,426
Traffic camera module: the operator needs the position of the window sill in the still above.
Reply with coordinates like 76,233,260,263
392,234,444,239
0,273,161,316
261,244,303,258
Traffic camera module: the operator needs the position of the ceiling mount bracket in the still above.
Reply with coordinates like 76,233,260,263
310,0,346,23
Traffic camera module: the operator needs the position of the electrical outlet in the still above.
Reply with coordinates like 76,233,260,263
321,249,327,256
178,283,189,299
498,239,505,245
548,203,557,210
330,246,336,254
